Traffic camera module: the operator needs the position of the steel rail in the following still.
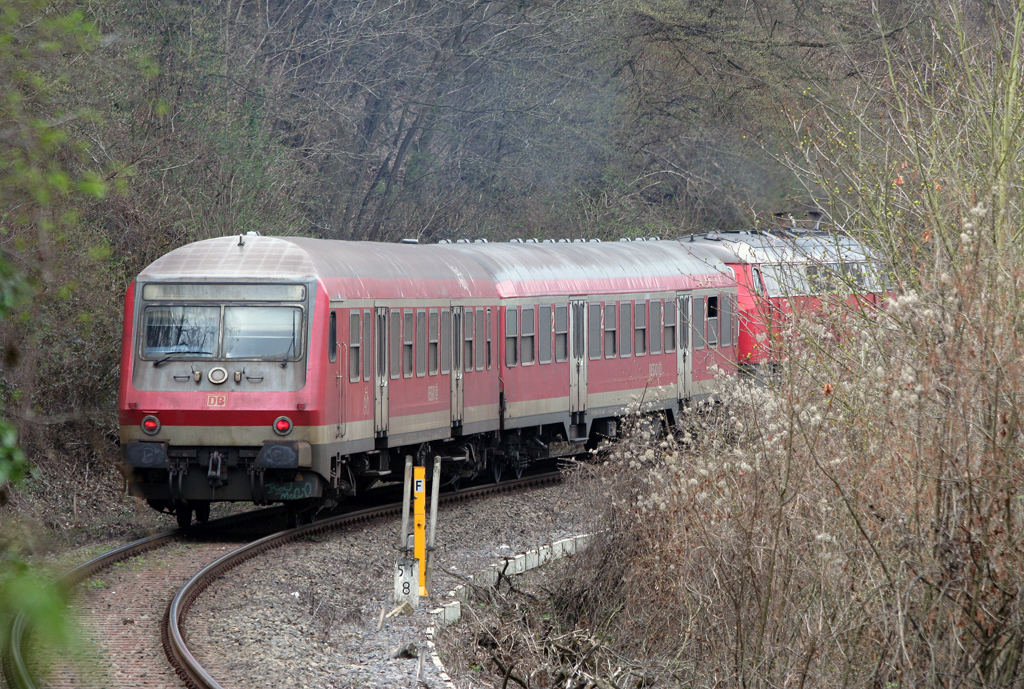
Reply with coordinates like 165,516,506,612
2,507,283,689
164,472,562,689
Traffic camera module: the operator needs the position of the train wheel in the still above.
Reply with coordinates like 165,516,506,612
193,501,211,524
176,504,193,529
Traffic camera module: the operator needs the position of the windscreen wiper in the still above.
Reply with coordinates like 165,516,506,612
153,351,213,367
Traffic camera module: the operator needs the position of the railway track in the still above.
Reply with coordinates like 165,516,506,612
4,471,562,689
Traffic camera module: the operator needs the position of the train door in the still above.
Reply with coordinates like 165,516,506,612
450,305,464,427
330,309,344,438
374,306,388,437
569,299,587,417
676,293,692,400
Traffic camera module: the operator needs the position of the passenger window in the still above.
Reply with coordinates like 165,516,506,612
619,302,632,357
650,300,662,354
428,310,439,375
486,308,493,370
476,307,486,371
720,295,732,347
665,299,676,353
389,310,401,379
554,305,568,362
403,310,414,377
505,307,518,367
521,307,535,365
604,303,617,358
588,303,601,360
416,310,427,377
538,305,552,364
440,309,451,374
329,311,337,363
707,297,719,346
464,309,474,372
349,311,361,381
634,301,647,355
363,310,372,381
692,297,705,350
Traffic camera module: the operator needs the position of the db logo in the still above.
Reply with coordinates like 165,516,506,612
206,394,227,408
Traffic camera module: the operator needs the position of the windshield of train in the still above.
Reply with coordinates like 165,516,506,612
140,283,306,361
760,261,883,297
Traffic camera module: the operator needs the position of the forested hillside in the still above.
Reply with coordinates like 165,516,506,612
0,0,898,461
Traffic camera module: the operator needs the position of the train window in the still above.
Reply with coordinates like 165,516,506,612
619,302,632,357
464,309,475,372
588,303,601,360
521,307,535,365
554,305,568,363
720,295,732,347
223,307,303,360
487,308,493,370
452,311,461,371
476,307,486,371
604,303,617,358
664,299,676,353
732,295,739,345
349,311,361,381
538,305,552,364
143,305,219,359
440,309,451,375
416,310,427,377
428,310,439,375
751,267,766,297
692,297,705,350
505,307,518,367
572,303,585,360
650,300,662,354
328,311,337,363
634,301,647,355
389,310,401,380
403,311,415,378
760,265,783,297
377,311,387,379
707,297,719,346
363,310,372,381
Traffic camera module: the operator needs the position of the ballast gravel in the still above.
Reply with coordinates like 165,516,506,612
187,481,593,688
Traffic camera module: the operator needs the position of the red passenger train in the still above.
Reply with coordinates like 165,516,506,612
118,234,743,525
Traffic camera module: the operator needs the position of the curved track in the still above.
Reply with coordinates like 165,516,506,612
2,507,283,689
165,471,560,689
5,472,560,689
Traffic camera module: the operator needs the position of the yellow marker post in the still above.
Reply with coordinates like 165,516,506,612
413,465,427,596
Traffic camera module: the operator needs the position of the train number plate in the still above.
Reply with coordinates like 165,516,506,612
206,394,227,408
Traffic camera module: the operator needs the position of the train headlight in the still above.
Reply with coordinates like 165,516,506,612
141,415,161,436
273,416,293,436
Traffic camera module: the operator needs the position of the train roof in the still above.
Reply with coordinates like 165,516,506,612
680,230,874,266
136,235,733,300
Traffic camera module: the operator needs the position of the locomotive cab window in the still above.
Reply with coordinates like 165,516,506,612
328,311,337,363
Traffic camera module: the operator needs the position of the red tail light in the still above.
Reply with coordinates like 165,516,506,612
273,416,293,436
141,415,161,435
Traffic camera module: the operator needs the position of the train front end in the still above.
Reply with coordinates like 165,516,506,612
118,237,331,526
